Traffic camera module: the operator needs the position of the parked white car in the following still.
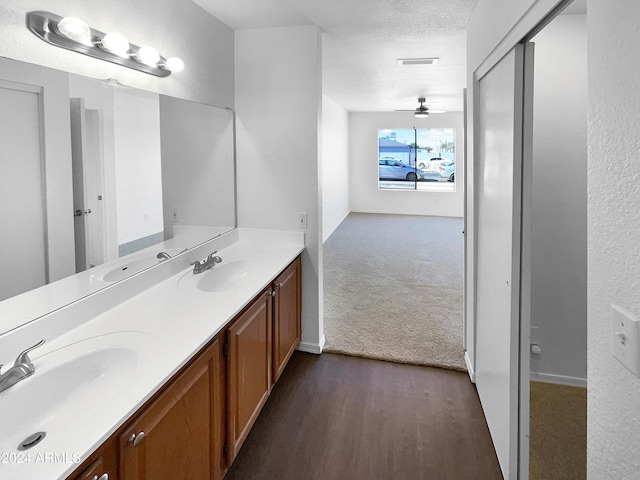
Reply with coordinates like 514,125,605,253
419,157,445,171
438,160,455,182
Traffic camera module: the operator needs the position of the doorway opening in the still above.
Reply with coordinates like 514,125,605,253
322,212,465,370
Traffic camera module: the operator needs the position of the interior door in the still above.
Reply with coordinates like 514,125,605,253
474,43,531,479
83,108,106,268
70,98,106,271
0,80,47,301
70,98,88,272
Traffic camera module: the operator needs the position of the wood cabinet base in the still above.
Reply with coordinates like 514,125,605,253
67,255,302,480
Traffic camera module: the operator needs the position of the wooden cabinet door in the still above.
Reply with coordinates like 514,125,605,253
272,256,301,384
226,289,273,461
119,339,222,480
67,439,118,480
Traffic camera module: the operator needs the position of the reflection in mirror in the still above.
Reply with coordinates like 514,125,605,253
0,56,236,331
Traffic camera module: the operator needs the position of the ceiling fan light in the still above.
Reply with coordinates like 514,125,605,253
414,111,429,118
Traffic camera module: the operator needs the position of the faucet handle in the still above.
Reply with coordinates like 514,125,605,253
15,339,45,367
206,251,219,261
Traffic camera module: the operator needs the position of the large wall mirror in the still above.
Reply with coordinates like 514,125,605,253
0,57,236,334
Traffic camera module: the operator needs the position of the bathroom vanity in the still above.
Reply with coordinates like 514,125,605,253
0,229,304,480
70,256,300,480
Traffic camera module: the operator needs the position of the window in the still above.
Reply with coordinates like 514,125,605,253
378,128,456,191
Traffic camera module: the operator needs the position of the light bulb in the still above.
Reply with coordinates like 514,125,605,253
101,32,130,58
135,46,160,67
57,17,92,46
164,57,185,73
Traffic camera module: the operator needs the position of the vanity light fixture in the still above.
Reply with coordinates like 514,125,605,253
26,11,184,78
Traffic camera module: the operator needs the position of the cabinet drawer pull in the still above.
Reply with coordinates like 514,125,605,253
92,474,108,480
277,282,283,289
270,290,276,297
129,431,145,447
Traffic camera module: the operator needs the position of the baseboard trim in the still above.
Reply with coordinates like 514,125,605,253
350,209,463,219
530,372,587,388
465,350,476,383
298,335,325,355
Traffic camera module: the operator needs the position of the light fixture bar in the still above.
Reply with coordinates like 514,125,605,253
397,57,440,66
26,11,176,78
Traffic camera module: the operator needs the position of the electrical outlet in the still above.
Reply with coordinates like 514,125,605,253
297,213,307,229
172,207,179,223
529,326,538,344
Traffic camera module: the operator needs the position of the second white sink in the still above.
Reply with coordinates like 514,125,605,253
92,249,184,284
178,260,253,293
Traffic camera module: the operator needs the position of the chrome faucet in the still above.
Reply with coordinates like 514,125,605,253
157,251,172,262
0,339,45,393
191,251,222,274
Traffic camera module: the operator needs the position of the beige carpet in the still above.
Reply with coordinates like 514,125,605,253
530,381,587,480
323,213,466,371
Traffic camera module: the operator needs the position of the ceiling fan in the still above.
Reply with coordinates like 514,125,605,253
395,97,445,117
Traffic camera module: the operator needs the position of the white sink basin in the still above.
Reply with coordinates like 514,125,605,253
92,249,183,283
178,260,253,293
0,332,148,457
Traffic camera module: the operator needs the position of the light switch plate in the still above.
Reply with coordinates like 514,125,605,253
612,304,640,377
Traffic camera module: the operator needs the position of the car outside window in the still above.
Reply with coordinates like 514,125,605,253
378,128,456,191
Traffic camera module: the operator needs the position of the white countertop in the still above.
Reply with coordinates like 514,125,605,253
0,228,304,480
0,225,232,336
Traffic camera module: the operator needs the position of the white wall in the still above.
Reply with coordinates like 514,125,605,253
530,14,587,384
0,0,234,107
349,112,464,217
322,94,350,242
159,96,235,238
235,26,324,353
113,89,164,245
588,1,640,477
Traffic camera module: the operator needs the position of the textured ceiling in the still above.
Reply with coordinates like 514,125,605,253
193,0,478,112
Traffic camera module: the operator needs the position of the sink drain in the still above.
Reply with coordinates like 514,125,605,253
18,431,46,451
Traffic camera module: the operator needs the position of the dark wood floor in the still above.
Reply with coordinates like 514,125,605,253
225,352,502,480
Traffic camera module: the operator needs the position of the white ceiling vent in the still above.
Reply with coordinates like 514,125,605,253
397,57,439,66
